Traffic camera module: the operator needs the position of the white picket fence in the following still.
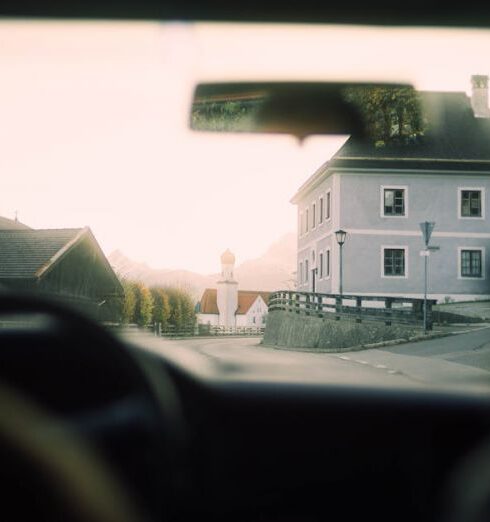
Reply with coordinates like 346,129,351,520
151,322,264,337
203,325,265,336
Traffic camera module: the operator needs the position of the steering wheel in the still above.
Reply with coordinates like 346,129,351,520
0,292,187,522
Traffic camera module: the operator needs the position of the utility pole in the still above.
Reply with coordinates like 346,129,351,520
419,221,435,333
335,229,347,297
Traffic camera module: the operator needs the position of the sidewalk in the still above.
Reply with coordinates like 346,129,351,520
433,300,490,322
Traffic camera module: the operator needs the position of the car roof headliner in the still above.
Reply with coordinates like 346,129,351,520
2,1,490,28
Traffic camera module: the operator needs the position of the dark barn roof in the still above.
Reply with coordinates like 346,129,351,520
0,228,85,279
0,222,123,321
0,216,31,231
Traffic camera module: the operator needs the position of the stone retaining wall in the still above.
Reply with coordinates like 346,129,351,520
262,311,420,351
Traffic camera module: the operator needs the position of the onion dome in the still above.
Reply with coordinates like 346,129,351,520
220,249,235,264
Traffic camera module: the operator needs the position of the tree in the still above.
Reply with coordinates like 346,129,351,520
165,287,183,330
121,279,137,324
151,287,171,328
191,100,258,131
134,282,154,327
180,291,197,328
120,280,195,331
344,86,426,147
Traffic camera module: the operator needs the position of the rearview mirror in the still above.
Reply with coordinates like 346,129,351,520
190,82,418,142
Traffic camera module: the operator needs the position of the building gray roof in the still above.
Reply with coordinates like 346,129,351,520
0,228,86,279
291,90,490,203
330,92,490,168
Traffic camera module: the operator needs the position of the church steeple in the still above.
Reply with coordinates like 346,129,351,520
220,248,236,282
217,249,238,327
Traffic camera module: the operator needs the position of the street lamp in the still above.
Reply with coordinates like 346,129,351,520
335,229,347,296
419,221,435,333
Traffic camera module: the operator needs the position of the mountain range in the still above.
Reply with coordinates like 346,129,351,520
108,232,297,301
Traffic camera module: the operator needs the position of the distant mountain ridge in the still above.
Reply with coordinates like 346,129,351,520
108,232,296,301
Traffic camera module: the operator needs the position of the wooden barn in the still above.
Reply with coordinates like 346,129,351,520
0,217,123,322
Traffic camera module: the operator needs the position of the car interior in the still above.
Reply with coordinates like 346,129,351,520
2,2,490,522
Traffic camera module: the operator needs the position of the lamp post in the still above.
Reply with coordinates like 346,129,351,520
419,221,435,333
335,229,347,296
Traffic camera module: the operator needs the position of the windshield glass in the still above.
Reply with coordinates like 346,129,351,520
2,20,490,393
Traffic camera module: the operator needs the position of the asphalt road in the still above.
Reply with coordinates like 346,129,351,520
130,325,490,394
385,325,490,370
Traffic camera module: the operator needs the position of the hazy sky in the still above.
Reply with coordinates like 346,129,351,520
2,21,490,273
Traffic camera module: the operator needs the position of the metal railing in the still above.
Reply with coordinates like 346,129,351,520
268,291,436,329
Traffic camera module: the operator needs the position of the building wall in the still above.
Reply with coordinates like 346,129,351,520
294,169,490,300
197,313,219,326
244,295,268,326
236,314,248,327
217,281,238,327
297,172,335,251
339,233,490,298
297,172,338,293
39,236,123,321
339,171,490,233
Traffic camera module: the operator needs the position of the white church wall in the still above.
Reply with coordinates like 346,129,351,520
197,313,219,326
245,295,268,327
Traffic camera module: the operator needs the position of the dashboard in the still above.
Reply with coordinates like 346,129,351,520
1,293,490,521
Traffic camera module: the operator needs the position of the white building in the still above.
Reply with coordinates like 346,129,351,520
197,249,270,328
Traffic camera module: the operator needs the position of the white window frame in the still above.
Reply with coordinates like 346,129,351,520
312,201,316,229
381,245,409,279
325,189,332,222
299,211,304,237
305,207,309,234
299,261,303,285
458,247,486,280
305,259,309,282
380,185,408,218
319,251,324,279
458,187,485,220
325,247,331,279
319,196,324,225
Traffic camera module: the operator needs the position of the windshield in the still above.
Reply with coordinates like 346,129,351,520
2,20,490,393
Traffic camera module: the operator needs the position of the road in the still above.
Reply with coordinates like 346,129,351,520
384,325,490,370
128,325,490,394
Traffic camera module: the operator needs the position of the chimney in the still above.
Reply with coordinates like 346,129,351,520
471,74,490,117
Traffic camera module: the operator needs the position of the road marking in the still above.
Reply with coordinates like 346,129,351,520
336,354,405,377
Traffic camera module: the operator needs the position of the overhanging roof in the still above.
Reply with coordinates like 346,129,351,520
291,90,490,203
0,228,86,279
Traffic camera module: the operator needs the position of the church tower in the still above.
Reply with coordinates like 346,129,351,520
217,249,238,327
